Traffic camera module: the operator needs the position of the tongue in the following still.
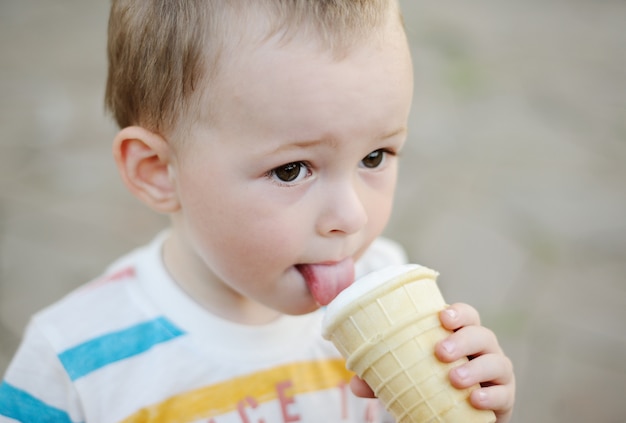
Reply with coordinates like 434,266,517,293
298,258,355,306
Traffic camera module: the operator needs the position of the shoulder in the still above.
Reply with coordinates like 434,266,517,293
30,238,161,355
355,237,408,278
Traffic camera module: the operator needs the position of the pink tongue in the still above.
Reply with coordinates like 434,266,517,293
298,258,355,306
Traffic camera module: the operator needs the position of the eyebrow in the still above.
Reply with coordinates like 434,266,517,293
378,127,407,140
268,127,407,155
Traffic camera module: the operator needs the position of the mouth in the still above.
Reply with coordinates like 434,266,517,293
296,257,355,306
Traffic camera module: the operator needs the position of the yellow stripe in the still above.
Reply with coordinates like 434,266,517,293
120,359,352,423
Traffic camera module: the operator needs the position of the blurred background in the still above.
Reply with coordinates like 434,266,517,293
1,1,625,422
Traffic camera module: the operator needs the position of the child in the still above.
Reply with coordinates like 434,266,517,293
0,0,515,422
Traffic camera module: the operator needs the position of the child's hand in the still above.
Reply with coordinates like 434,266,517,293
349,303,515,423
435,303,515,423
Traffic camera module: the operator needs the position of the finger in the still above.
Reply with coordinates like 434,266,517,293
448,353,515,390
470,384,516,420
436,325,502,362
350,375,375,398
439,303,481,331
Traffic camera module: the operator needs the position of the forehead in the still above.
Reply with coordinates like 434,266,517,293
215,8,408,99
188,17,413,149
171,2,409,147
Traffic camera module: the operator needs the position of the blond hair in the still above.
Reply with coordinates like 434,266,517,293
105,0,399,141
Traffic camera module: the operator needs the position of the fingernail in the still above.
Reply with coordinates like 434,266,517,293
477,389,488,403
441,340,455,354
455,366,469,380
444,308,457,320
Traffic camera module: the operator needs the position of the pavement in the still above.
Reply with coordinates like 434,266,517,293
1,1,625,422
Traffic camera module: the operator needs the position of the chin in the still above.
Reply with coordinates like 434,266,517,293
279,299,320,316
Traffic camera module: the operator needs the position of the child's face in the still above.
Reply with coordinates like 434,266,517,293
166,18,413,323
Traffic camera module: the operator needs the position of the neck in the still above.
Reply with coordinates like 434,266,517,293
161,229,282,325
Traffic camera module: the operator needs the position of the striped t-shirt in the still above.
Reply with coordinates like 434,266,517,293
1,233,406,423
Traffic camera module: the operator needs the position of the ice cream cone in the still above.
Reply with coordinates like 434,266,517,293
322,264,496,423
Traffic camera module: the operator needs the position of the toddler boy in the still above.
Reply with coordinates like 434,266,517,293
1,1,514,422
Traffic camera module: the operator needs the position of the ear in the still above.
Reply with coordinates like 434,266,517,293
113,126,180,213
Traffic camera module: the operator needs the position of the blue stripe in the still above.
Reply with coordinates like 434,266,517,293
58,317,185,381
0,381,74,422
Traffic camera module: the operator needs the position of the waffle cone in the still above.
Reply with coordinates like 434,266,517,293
322,264,496,423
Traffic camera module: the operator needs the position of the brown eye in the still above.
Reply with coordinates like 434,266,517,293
361,150,385,169
272,162,307,182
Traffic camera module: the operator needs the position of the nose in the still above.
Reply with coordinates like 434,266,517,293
316,179,368,236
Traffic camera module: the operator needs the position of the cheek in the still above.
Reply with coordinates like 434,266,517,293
368,195,394,240
179,175,306,269
365,168,398,222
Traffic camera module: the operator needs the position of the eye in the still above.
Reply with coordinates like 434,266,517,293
269,161,311,184
360,149,388,169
